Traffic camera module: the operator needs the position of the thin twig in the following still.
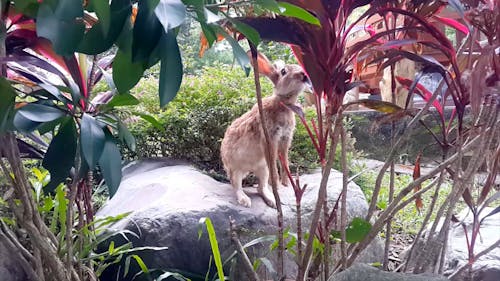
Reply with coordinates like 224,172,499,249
448,238,500,280
249,43,285,277
229,217,260,281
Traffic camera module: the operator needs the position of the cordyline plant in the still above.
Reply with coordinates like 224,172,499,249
207,0,499,280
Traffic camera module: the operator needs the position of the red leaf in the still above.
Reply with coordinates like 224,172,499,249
396,76,444,119
433,15,469,35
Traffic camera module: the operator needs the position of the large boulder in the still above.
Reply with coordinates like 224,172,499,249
444,207,500,281
329,263,447,281
97,159,383,279
0,239,28,281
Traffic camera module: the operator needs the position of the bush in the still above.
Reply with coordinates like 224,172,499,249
123,64,355,179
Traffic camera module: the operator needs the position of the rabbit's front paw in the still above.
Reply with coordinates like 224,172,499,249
236,191,252,208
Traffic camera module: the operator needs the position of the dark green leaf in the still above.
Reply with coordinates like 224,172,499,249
78,0,131,54
345,217,372,243
159,33,183,107
112,50,145,94
219,29,250,75
16,104,65,123
132,0,163,62
231,20,260,46
278,2,320,26
88,0,111,34
36,1,85,56
81,113,105,169
98,132,122,197
118,121,136,151
154,0,186,33
0,78,16,133
106,93,140,108
42,118,77,192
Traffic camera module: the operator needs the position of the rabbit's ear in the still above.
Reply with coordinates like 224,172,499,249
247,51,279,83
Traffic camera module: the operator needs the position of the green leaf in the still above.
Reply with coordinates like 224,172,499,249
198,217,225,281
81,113,105,169
231,20,260,46
42,117,77,192
278,2,320,26
106,93,140,108
118,121,136,151
36,0,85,56
98,132,122,197
16,104,65,123
130,255,149,274
131,112,164,132
78,0,132,54
159,33,183,107
0,78,16,133
112,50,145,94
88,0,111,35
255,0,280,13
154,0,186,33
132,0,163,62
345,217,372,243
218,29,250,75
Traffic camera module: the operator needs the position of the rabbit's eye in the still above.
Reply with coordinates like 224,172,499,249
280,69,287,76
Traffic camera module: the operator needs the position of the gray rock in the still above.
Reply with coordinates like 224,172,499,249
444,207,500,281
329,263,448,281
97,159,383,279
0,239,28,281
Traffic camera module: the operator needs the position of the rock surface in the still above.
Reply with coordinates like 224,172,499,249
444,207,500,281
0,239,28,281
97,159,383,279
329,263,448,281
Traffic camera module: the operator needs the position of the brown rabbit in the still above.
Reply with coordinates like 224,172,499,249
220,53,310,208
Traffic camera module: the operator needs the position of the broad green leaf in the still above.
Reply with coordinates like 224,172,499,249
345,217,372,243
78,0,132,54
81,113,105,169
132,0,163,62
106,93,140,108
16,103,65,122
14,0,40,17
118,121,136,151
88,0,111,35
231,20,260,46
36,0,85,56
0,78,16,133
219,29,250,75
112,50,145,94
98,132,122,197
154,0,186,34
278,2,320,26
42,117,77,192
198,217,225,281
159,33,183,107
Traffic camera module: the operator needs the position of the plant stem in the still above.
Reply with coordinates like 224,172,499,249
298,113,343,281
249,43,284,277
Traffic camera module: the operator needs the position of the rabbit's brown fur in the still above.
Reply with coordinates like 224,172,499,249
221,53,309,208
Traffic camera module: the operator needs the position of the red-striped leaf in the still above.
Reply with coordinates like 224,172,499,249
433,15,469,35
396,76,444,119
